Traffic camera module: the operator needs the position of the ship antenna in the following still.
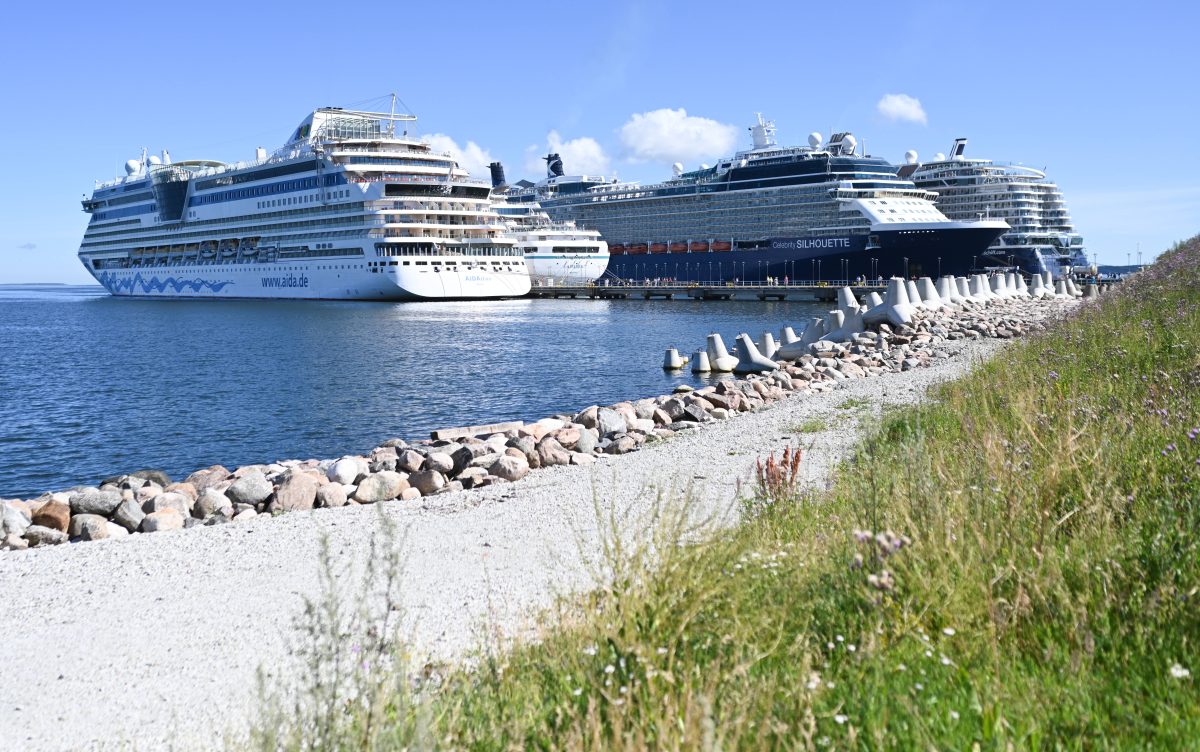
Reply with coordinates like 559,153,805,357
388,93,397,138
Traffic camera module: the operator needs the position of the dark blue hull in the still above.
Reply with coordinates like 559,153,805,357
603,226,1008,283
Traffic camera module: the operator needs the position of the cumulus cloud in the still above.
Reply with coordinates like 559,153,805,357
619,108,738,164
421,133,495,179
18,242,36,250
523,131,611,177
876,94,928,125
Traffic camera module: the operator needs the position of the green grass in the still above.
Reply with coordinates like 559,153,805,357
837,396,873,411
790,417,827,433
253,237,1200,750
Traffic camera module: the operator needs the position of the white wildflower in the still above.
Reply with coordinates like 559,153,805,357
604,664,615,674
583,645,598,656
1169,663,1191,679
572,688,583,696
834,714,848,725
949,710,960,721
942,627,956,636
848,644,857,653
656,647,669,655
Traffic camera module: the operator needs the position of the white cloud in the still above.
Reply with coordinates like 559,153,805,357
618,108,738,164
523,130,611,177
420,133,495,179
876,94,928,125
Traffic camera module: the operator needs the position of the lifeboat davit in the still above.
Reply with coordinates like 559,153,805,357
689,241,709,253
650,242,668,254
628,244,648,255
712,241,733,252
669,242,688,253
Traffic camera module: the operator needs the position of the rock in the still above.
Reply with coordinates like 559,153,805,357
570,453,597,466
226,471,273,506
574,405,599,429
32,500,70,533
395,449,425,473
193,488,233,519
353,471,408,503
275,471,319,511
141,509,185,533
184,466,230,494
536,437,571,467
233,508,258,522
68,513,109,541
111,500,146,532
604,435,638,455
23,525,67,546
672,384,694,393
144,492,192,517
574,428,599,455
408,470,446,495
451,443,494,474
399,487,422,501
69,489,123,517
424,452,455,474
135,484,162,505
595,407,625,437
549,427,582,450
164,482,197,501
105,522,130,538
457,466,489,488
505,436,539,467
489,455,529,482
130,469,172,487
380,438,408,449
676,404,710,423
3,533,30,550
2,503,31,537
315,484,348,508
327,457,368,485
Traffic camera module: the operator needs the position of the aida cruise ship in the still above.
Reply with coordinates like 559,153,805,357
77,102,531,300
509,115,1008,283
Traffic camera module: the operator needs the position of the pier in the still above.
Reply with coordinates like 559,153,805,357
526,280,888,303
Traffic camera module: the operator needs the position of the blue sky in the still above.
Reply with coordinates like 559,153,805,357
1,0,1194,283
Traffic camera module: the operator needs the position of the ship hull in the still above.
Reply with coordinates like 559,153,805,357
88,261,530,301
526,254,611,284
603,226,1008,283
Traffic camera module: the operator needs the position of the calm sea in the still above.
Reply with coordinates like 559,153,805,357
0,285,826,498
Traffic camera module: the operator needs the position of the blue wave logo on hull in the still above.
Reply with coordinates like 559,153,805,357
98,272,233,294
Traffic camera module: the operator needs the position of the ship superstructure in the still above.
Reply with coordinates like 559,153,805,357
903,138,1090,279
77,102,531,300
508,115,1007,283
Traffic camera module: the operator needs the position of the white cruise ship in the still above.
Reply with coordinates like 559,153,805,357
77,103,531,300
487,163,609,285
902,138,1092,279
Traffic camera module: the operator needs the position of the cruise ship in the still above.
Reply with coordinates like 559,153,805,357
902,138,1091,279
487,164,609,285
508,115,1007,283
77,103,531,300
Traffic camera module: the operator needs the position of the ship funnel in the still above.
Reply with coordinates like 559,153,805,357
161,149,172,165
488,161,508,189
544,153,565,178
255,146,268,161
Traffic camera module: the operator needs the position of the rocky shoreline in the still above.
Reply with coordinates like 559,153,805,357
0,277,1082,553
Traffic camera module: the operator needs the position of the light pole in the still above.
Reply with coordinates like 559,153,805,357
903,257,908,278
937,257,942,277
817,259,822,280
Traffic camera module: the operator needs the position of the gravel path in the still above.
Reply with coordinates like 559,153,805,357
0,338,1005,751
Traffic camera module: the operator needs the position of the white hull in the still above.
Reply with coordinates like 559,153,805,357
89,255,530,301
526,254,610,284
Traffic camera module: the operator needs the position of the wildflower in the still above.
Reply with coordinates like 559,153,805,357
852,528,872,543
619,685,628,694
836,634,845,642
848,644,857,653
925,650,933,658
572,688,583,697
583,645,598,656
827,641,835,650
914,682,924,691
1188,427,1198,441
834,714,848,725
941,656,951,666
604,664,615,674
1169,663,1191,679
850,553,864,570
950,710,960,721
942,627,956,636
656,647,669,656
897,663,907,672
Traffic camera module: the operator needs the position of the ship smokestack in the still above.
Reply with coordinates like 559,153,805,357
488,161,507,189
544,153,565,178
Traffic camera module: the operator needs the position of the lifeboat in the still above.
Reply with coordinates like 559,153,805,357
712,241,733,252
650,242,668,254
609,244,626,256
669,242,688,253
689,241,709,253
200,241,217,257
628,243,648,255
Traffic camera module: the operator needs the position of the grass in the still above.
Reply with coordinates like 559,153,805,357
251,237,1200,750
790,417,827,433
837,396,873,411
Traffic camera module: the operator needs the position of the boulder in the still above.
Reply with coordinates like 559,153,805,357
327,457,368,485
489,455,529,482
399,487,422,502
570,453,597,466
69,489,123,517
193,488,233,519
32,500,70,533
536,437,571,467
505,435,539,467
549,427,582,450
141,509,185,533
23,525,67,546
424,452,455,474
233,508,258,522
106,522,130,538
3,533,30,550
2,503,31,537
111,500,146,532
603,436,638,455
226,471,273,506
272,471,318,511
164,482,197,501
396,449,425,473
574,405,600,429
316,484,348,508
408,470,446,496
184,466,230,494
130,469,172,487
353,471,408,503
457,466,489,488
144,492,192,517
595,408,626,437
68,513,109,541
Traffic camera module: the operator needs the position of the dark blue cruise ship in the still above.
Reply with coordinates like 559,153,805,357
507,115,1007,283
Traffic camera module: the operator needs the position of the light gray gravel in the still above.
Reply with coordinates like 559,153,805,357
0,338,1005,751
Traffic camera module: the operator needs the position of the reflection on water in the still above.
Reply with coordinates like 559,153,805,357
0,285,826,497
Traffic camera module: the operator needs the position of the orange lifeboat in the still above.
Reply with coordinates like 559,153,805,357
689,241,709,253
669,242,688,253
628,243,648,255
609,244,626,256
650,242,668,254
711,241,733,252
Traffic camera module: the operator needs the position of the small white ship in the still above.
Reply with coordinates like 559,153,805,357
77,99,531,300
